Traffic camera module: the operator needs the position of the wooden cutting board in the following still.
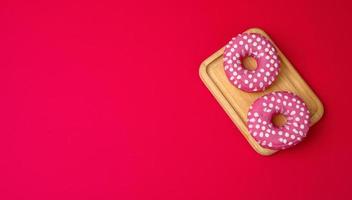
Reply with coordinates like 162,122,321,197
199,28,324,156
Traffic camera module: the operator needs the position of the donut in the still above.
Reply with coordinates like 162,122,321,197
247,91,310,150
224,33,280,92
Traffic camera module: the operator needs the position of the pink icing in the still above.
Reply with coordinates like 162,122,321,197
247,91,310,150
224,33,280,92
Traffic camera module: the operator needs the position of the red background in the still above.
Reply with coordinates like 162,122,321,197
1,0,352,199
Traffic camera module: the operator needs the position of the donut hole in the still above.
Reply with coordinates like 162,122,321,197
242,56,257,71
272,113,287,127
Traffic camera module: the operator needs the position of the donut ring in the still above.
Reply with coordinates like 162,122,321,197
224,33,280,92
247,91,310,150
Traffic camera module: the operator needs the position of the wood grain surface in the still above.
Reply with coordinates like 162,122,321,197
199,28,324,156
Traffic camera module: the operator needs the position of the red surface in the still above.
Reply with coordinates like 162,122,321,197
1,0,352,199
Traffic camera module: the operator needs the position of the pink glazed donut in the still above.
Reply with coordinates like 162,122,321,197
247,91,310,150
224,33,280,92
